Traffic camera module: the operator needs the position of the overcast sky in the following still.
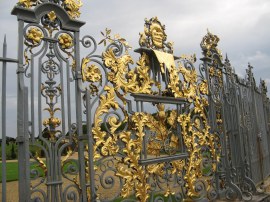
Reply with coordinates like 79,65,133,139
0,0,270,137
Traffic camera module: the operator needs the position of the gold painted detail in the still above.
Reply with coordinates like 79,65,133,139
41,83,62,142
180,54,197,63
92,86,120,160
153,50,175,73
88,19,220,201
167,60,199,101
24,27,44,68
25,27,43,45
178,96,217,198
144,104,179,156
44,11,60,37
18,0,39,8
81,57,102,95
57,33,76,70
200,29,222,59
33,151,47,175
99,28,131,49
139,17,173,52
103,49,154,95
58,33,73,49
63,0,82,19
17,0,82,19
47,11,57,21
116,113,150,202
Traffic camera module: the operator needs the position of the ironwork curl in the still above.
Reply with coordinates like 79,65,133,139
30,189,47,202
63,184,81,202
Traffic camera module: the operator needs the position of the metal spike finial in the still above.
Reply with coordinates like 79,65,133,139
3,34,7,47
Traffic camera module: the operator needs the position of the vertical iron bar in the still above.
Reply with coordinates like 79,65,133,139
59,61,66,135
86,90,96,201
74,31,87,201
1,35,7,202
23,87,30,201
17,19,27,202
30,55,35,141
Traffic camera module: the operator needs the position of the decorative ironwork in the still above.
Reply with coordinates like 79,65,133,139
8,1,270,202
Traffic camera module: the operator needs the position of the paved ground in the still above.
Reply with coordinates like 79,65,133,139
1,156,270,201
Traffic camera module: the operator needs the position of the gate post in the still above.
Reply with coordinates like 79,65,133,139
16,19,31,202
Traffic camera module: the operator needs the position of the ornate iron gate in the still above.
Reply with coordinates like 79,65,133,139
0,1,270,202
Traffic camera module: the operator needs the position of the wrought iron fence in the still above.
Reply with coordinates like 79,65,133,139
0,1,270,202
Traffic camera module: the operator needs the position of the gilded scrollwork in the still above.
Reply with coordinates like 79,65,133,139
102,48,154,95
167,58,199,101
92,86,120,160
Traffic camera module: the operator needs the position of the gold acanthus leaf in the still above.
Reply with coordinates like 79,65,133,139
102,49,154,94
63,0,83,19
92,86,120,160
116,114,150,202
18,0,39,8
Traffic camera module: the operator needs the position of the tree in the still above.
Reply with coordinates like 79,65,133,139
11,143,16,159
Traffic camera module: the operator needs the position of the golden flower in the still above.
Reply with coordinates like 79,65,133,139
47,11,57,22
19,0,38,8
58,33,73,49
26,27,43,45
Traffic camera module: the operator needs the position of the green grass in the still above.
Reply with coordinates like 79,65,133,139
0,161,19,182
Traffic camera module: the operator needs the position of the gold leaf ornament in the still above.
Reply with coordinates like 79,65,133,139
18,0,39,8
92,86,120,159
63,0,83,19
116,113,150,202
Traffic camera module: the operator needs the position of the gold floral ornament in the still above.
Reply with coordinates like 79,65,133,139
47,11,57,22
58,33,73,49
26,27,43,45
200,29,222,59
18,0,40,8
81,58,102,95
63,0,83,19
